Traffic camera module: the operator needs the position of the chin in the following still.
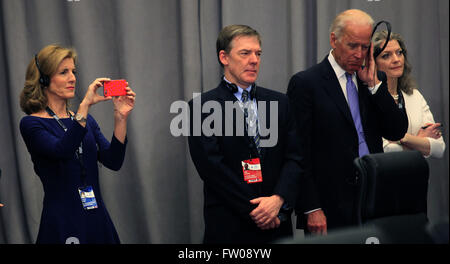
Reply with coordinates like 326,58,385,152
243,76,257,84
385,71,403,78
346,64,362,73
394,71,404,78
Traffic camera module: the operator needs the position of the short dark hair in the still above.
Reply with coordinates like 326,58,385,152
216,25,261,67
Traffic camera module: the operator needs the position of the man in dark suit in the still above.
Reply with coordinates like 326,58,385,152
287,9,408,235
188,25,302,244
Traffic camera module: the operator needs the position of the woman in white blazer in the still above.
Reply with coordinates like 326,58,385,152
373,31,445,158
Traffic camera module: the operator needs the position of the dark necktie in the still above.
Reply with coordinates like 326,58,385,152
242,89,261,155
345,72,370,157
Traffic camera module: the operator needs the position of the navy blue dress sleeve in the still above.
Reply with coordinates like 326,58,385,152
87,115,127,171
20,115,87,160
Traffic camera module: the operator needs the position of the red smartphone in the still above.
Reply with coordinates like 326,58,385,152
103,79,127,97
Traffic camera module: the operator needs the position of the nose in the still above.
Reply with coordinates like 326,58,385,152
68,72,76,83
353,47,365,59
249,52,259,64
392,53,401,63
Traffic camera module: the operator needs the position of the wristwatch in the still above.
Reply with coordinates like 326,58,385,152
75,113,87,124
277,203,292,222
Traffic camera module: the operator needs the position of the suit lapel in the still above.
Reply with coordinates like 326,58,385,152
216,83,256,154
319,59,355,127
217,82,238,102
216,82,272,159
255,87,270,159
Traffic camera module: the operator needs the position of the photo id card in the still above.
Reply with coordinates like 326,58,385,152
241,158,263,184
78,186,98,210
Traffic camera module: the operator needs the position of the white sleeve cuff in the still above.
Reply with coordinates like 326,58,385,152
304,208,322,215
427,137,446,158
368,81,382,95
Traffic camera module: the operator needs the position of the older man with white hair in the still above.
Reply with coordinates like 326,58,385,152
287,9,408,235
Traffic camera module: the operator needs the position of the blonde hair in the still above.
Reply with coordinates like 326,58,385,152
20,44,77,115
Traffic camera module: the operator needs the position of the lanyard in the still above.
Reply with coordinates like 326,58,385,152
397,89,406,115
45,107,87,187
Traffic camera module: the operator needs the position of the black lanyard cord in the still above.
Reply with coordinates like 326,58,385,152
45,106,87,187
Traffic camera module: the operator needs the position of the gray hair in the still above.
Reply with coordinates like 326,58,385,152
330,9,374,40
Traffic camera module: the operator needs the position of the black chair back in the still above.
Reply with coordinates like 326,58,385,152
353,151,429,225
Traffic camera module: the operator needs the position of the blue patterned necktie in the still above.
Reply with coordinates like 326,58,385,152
242,89,261,155
345,73,370,157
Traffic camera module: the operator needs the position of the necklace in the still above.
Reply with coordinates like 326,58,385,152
392,94,399,100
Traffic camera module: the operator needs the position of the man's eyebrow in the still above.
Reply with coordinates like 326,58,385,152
348,42,370,46
238,49,262,52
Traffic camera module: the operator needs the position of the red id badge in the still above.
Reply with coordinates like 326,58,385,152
242,158,263,184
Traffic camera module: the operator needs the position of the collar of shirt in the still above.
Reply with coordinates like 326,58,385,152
328,50,358,102
223,77,258,120
223,76,254,102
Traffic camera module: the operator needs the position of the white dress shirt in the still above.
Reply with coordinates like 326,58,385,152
327,50,381,102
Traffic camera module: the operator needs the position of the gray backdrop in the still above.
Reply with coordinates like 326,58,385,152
0,0,448,243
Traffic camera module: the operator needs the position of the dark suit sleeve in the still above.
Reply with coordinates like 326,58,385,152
286,74,322,214
272,96,304,208
187,100,256,220
367,74,408,141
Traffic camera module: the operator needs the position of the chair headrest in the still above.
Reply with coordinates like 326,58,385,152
355,151,429,221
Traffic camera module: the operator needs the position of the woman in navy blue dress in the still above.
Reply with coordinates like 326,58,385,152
19,44,136,244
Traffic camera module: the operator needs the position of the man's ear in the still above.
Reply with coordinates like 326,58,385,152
219,50,228,66
330,32,337,49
